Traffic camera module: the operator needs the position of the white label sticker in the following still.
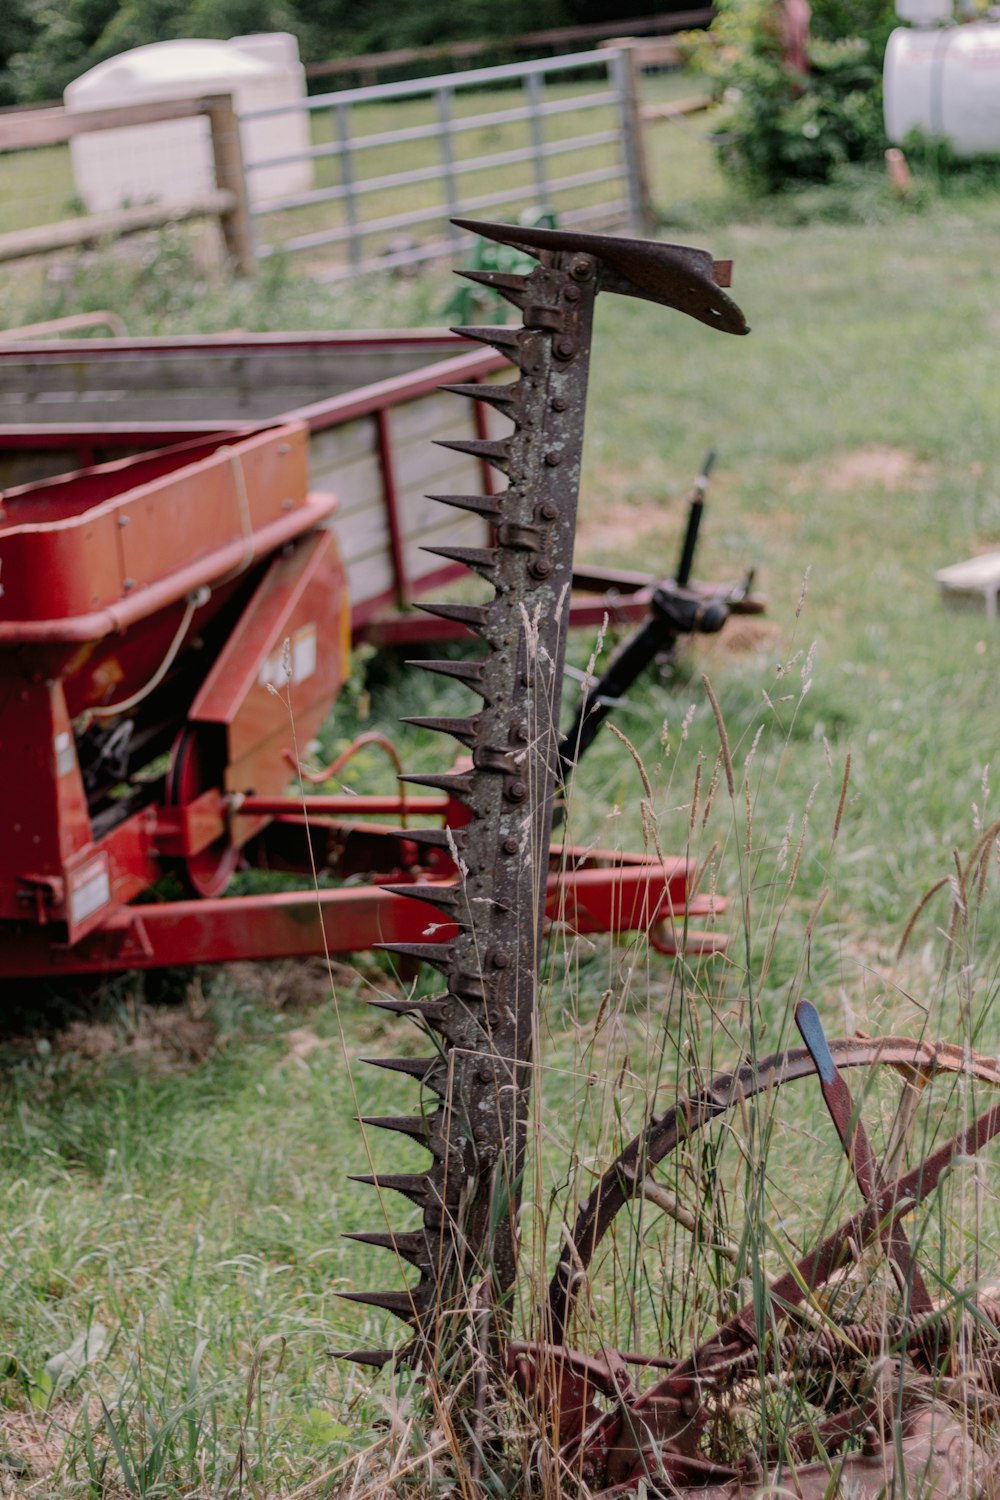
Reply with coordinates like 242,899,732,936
69,857,111,925
291,623,317,686
258,625,317,690
55,730,75,778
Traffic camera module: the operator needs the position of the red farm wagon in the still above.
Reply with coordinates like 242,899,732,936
0,328,727,983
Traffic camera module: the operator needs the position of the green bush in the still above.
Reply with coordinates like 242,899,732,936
699,0,896,193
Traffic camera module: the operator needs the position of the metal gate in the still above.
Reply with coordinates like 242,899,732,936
241,48,647,277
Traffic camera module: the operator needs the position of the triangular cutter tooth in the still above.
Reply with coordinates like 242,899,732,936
399,825,466,857
426,492,502,520
434,436,510,475
400,714,482,750
452,324,527,361
398,766,477,797
408,658,488,698
421,543,498,579
342,1229,436,1270
416,600,492,631
360,1054,439,1082
366,994,451,1023
379,880,463,916
438,379,525,419
375,940,454,972
331,1348,396,1369
348,1171,434,1206
337,1288,428,1323
454,267,531,309
357,1114,431,1145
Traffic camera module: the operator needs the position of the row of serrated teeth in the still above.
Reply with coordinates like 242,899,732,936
340,283,545,1357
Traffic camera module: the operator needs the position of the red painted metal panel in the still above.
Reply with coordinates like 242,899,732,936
0,678,93,929
0,493,336,646
0,424,312,625
188,529,350,799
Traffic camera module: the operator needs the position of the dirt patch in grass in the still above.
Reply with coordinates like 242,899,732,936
712,616,784,655
578,497,674,559
814,445,931,495
218,955,401,1010
0,1400,103,1497
53,1004,214,1070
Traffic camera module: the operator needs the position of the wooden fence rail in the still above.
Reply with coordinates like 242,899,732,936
304,9,714,84
0,93,254,273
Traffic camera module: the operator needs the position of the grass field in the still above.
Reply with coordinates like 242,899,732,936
3,75,1000,1498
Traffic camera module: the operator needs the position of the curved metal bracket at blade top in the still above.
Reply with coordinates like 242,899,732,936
452,216,750,336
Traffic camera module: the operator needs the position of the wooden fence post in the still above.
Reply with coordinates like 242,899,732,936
607,40,655,235
203,93,255,275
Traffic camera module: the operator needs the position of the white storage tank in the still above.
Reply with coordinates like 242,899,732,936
65,34,312,212
885,20,1000,155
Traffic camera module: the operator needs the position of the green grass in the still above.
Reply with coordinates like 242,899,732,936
4,77,1000,1496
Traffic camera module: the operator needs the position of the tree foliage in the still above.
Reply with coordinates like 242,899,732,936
0,0,650,104
700,0,896,192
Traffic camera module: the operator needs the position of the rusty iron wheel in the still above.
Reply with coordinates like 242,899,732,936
543,1029,1000,1481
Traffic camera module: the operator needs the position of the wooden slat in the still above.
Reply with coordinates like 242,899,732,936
305,10,714,80
0,192,234,264
642,94,713,122
345,549,395,609
307,418,378,478
314,454,383,521
0,94,223,152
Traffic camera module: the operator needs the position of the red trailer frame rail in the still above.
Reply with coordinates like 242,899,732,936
0,842,722,979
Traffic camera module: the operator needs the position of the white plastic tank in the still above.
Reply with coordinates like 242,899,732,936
885,20,1000,155
65,35,312,212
